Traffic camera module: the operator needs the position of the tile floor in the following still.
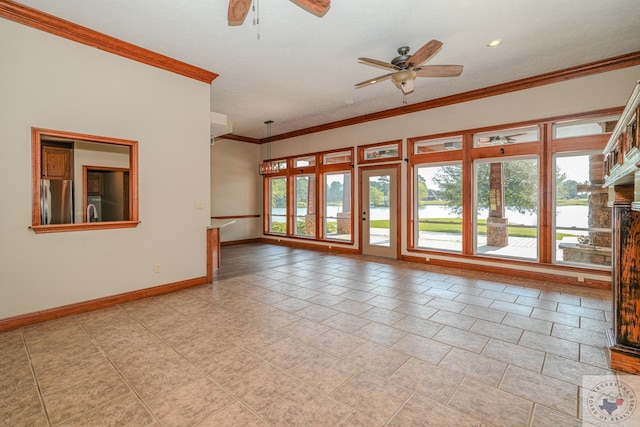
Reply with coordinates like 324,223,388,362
0,243,620,426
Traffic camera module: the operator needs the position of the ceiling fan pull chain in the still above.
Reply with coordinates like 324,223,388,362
252,0,260,40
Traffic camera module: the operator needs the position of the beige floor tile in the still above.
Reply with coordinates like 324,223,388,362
353,322,407,346
388,394,481,426
331,371,412,425
500,365,578,417
519,330,580,360
36,352,113,396
344,341,409,378
391,333,452,365
501,312,553,335
551,323,609,347
460,304,506,323
296,304,341,322
579,344,610,369
0,348,34,396
481,338,545,372
258,336,319,370
449,377,533,427
60,394,155,427
309,329,367,358
438,348,507,386
225,364,300,412
198,402,268,426
145,376,235,427
387,357,463,404
0,385,45,426
531,307,580,327
277,318,331,342
392,315,443,338
196,345,266,385
542,353,613,386
337,411,382,426
42,365,130,425
530,404,583,427
360,306,406,326
425,297,467,313
261,383,351,426
286,350,360,394
470,319,523,343
432,325,489,353
429,310,477,329
453,293,494,308
322,312,371,333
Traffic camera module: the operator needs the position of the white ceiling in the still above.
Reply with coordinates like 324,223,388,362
16,0,640,139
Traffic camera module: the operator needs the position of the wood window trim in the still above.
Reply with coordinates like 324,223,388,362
31,127,139,234
358,139,403,164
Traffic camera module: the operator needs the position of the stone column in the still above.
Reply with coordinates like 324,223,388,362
486,162,509,247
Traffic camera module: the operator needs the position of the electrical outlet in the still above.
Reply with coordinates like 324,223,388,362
425,256,430,262
195,201,204,210
577,274,584,282
154,264,161,273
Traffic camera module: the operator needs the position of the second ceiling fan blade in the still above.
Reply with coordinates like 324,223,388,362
415,65,463,77
354,73,393,88
293,0,331,15
358,57,398,71
407,40,443,67
228,0,252,25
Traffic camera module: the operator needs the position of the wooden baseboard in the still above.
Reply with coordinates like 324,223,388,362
0,276,207,332
610,345,640,374
261,237,359,255
221,238,261,246
401,253,610,289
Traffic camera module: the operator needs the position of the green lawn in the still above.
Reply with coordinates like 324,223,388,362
370,218,576,239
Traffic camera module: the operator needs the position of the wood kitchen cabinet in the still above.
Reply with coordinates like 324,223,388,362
603,80,640,374
87,171,103,196
41,144,72,180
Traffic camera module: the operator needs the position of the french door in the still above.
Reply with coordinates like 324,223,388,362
360,166,399,258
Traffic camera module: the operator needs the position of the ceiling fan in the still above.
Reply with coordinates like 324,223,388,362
477,133,526,146
355,40,463,94
228,0,330,25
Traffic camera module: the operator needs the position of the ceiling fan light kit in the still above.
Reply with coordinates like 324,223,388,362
355,40,463,97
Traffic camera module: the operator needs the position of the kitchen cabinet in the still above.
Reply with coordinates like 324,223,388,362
87,171,103,196
603,80,640,374
41,145,72,180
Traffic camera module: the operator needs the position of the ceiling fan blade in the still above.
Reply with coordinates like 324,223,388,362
228,0,252,25
415,65,463,77
292,0,331,15
406,39,443,67
358,57,398,71
354,73,393,88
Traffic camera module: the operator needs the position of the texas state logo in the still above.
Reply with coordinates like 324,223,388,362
586,379,637,424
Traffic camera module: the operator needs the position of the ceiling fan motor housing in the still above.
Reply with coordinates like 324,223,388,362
392,46,412,69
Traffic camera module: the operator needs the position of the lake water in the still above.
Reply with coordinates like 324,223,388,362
273,204,589,228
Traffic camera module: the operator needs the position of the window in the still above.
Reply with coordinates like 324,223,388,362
415,163,463,252
295,156,316,168
414,136,463,153
323,150,352,165
474,157,539,260
31,128,139,233
552,115,618,139
324,172,352,241
268,176,287,234
294,175,316,238
359,140,402,163
554,153,611,267
474,126,539,147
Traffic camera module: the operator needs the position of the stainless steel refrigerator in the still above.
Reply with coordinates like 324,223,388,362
41,179,73,224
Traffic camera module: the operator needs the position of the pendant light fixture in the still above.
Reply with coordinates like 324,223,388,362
259,120,278,175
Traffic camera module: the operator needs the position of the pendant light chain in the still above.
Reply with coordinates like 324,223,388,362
252,0,260,40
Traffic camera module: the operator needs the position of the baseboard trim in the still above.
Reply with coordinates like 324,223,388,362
0,276,208,332
221,238,261,246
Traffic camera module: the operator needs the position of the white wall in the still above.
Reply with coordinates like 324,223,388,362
210,139,262,241
0,19,212,319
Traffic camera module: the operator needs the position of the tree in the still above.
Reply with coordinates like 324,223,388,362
432,161,544,215
417,174,429,206
369,187,385,206
270,177,286,208
370,176,390,206
326,180,343,204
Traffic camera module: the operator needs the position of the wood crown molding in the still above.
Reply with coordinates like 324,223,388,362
0,0,218,84
254,51,640,144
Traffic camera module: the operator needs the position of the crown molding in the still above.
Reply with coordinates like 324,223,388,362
0,0,218,83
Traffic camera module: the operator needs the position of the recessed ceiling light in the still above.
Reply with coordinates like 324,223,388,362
344,99,354,105
487,39,502,47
